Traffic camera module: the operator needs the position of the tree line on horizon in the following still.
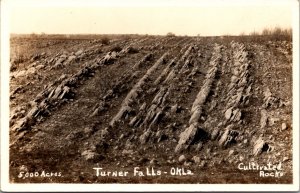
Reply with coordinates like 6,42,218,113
11,26,293,39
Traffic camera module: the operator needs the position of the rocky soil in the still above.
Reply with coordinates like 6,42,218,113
9,35,292,183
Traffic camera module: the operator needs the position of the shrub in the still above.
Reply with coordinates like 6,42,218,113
100,37,110,45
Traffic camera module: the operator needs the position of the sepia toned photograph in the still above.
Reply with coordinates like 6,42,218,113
1,0,299,191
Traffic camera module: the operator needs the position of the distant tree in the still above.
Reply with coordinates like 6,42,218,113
276,27,284,35
166,32,176,37
248,27,292,41
239,32,246,36
287,28,292,36
249,31,259,36
261,27,292,37
30,32,37,38
262,28,271,36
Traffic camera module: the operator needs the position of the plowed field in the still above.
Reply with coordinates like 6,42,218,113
9,35,292,183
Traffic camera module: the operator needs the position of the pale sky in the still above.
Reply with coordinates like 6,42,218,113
8,0,295,36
